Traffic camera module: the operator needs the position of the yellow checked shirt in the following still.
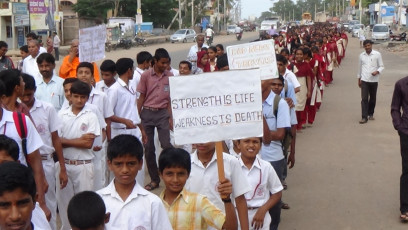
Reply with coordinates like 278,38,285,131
160,188,226,230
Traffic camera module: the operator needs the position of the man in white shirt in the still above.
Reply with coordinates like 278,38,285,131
22,40,42,79
35,53,65,111
26,32,47,54
131,51,153,98
187,34,209,73
53,32,60,61
357,40,384,124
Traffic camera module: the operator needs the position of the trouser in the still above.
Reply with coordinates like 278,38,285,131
141,109,172,184
92,141,107,190
244,208,271,230
325,70,333,84
399,131,408,213
305,99,317,124
54,47,59,61
42,157,56,230
360,81,378,119
110,127,144,186
268,159,284,230
56,162,94,230
316,90,323,110
296,111,306,130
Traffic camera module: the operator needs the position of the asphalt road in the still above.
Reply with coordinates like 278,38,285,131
280,38,407,229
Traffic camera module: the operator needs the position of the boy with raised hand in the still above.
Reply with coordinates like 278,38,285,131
97,134,172,230
159,147,238,230
185,142,250,230
20,73,68,230
57,80,100,230
0,161,50,230
68,191,110,230
237,137,283,230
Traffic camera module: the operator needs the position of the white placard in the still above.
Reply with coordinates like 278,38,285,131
79,24,106,63
227,40,279,80
170,69,263,145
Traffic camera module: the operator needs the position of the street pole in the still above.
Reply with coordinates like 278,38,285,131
359,0,362,23
378,0,381,24
191,0,194,28
137,0,142,34
223,0,226,30
398,0,402,26
178,0,182,29
217,0,220,32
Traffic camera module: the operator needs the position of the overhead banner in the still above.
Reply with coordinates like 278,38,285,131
170,69,263,145
226,40,279,80
79,24,106,63
28,0,57,31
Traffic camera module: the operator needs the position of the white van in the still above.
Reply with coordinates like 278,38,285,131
371,24,390,41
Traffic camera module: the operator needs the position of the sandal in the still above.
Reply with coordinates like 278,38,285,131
281,202,290,210
145,182,159,191
400,212,408,223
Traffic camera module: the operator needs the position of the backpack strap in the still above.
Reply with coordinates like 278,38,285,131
284,79,288,98
273,94,281,118
12,112,29,163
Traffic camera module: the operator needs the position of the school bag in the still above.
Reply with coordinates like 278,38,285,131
12,111,30,165
273,87,293,158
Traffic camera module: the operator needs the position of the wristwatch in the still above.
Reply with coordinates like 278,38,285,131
222,197,232,203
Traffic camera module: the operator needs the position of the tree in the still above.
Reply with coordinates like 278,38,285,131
72,0,113,19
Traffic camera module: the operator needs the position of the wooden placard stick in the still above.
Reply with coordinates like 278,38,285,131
215,141,227,199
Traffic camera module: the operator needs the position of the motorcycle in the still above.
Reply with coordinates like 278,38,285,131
206,35,213,46
133,36,147,47
113,37,132,50
236,32,242,41
390,32,407,41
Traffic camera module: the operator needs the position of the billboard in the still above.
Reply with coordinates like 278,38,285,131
28,0,57,31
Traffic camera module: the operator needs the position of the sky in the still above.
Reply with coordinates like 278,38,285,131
242,0,274,19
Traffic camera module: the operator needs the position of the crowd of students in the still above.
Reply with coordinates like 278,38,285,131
0,22,348,230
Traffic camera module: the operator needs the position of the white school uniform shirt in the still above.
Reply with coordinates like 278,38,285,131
261,91,291,162
0,108,43,166
35,74,65,111
170,67,179,76
95,80,113,94
357,49,384,83
131,67,145,98
185,151,250,212
109,78,141,129
97,180,173,230
22,53,41,79
58,104,100,160
239,155,283,208
89,87,114,119
29,99,61,156
283,68,301,89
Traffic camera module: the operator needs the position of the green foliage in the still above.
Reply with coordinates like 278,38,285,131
118,0,177,28
72,0,112,19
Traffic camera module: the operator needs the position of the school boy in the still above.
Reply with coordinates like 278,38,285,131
132,51,153,98
137,48,174,191
0,135,52,230
260,75,291,230
238,137,283,230
77,61,113,189
20,73,68,230
0,162,46,230
185,142,250,230
97,134,172,230
0,74,50,219
68,191,110,230
159,147,238,230
57,80,101,230
96,59,117,93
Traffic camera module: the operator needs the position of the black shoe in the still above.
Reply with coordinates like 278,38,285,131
359,118,368,124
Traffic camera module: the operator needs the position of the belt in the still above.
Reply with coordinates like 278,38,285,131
41,154,52,161
64,159,92,165
143,106,165,111
247,207,261,210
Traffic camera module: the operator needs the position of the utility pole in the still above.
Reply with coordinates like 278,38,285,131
223,0,226,30
378,0,382,24
178,0,182,29
136,0,142,34
359,0,362,23
217,0,220,31
191,0,194,28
